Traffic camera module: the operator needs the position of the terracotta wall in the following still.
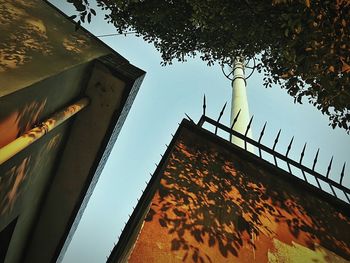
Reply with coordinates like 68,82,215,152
128,128,350,262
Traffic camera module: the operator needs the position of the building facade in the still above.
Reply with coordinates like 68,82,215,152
109,119,350,262
0,1,145,262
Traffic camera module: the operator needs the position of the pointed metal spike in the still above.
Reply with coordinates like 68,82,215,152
299,143,307,164
244,115,254,150
312,148,320,171
215,102,227,134
217,102,227,123
220,102,227,116
185,113,194,123
285,136,294,157
258,122,267,144
258,122,267,158
326,156,333,178
230,109,241,129
340,162,346,184
272,129,281,151
244,115,254,137
203,94,206,116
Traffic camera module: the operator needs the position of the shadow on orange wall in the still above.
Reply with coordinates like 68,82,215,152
0,99,47,148
128,131,350,263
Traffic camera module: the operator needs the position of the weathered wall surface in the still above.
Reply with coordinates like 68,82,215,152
0,62,91,148
21,61,126,263
0,61,92,236
0,123,69,232
0,1,144,262
0,0,109,97
127,128,350,262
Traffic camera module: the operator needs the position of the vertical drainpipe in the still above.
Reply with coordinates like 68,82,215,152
230,57,254,153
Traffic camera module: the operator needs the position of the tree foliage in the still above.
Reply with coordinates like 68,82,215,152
67,0,350,131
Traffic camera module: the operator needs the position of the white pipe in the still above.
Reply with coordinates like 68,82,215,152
230,58,254,153
0,97,89,165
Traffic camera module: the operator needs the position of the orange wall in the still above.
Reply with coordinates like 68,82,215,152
128,129,350,262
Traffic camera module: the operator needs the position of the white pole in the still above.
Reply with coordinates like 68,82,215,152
230,57,254,153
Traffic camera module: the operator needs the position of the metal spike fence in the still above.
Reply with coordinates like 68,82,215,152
192,95,350,204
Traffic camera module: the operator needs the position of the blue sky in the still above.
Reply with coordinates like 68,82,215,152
50,1,350,262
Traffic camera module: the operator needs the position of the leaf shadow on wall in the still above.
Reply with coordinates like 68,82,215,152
0,99,47,148
0,0,91,72
144,134,350,263
0,133,62,217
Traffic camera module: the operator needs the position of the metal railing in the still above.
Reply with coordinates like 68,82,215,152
186,95,350,204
